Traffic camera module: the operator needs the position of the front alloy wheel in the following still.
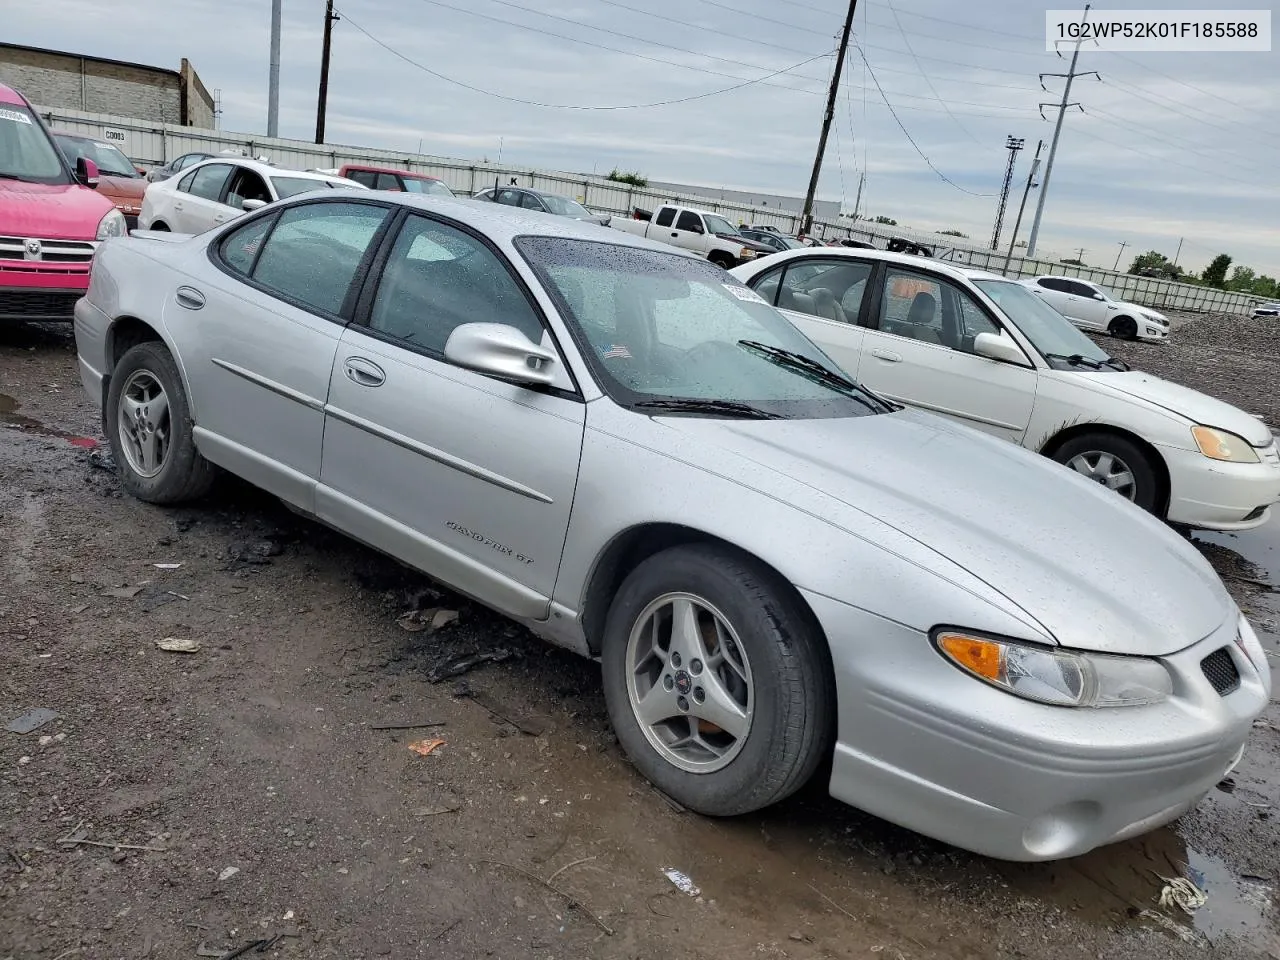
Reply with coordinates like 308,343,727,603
116,369,171,478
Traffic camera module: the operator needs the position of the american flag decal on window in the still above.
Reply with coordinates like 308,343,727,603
602,344,632,359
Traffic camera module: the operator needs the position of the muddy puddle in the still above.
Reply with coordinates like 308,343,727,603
0,392,96,448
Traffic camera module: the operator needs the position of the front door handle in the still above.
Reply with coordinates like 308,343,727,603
175,286,205,310
344,356,385,387
671,232,680,238
870,349,901,363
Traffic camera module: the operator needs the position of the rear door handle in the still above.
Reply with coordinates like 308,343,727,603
870,349,901,363
175,286,205,310
343,356,385,387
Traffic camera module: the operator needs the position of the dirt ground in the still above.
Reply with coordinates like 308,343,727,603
2,314,1278,960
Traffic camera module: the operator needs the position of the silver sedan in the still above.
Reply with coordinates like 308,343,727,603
73,192,1271,861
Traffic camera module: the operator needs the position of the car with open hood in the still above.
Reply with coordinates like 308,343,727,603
731,247,1280,531
73,192,1269,861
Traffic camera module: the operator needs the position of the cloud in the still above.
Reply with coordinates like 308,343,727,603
4,0,1276,274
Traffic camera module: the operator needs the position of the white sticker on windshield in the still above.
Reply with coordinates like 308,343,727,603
723,283,767,304
0,109,32,124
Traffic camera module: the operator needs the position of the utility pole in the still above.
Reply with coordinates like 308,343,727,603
852,170,866,221
1173,237,1184,268
315,0,339,144
1002,138,1043,275
800,0,858,235
1113,241,1127,271
1026,4,1099,258
991,135,1025,250
1076,247,1087,263
267,0,281,137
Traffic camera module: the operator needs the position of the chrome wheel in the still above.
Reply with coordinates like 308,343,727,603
116,369,171,478
1068,450,1136,500
625,592,754,774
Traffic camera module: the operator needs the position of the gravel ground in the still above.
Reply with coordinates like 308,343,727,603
1,318,1278,960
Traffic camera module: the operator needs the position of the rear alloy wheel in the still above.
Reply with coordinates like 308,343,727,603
106,341,216,504
601,544,833,816
1109,316,1138,339
1052,432,1159,514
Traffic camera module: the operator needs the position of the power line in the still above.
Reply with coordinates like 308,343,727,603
1082,104,1272,180
851,41,995,197
1067,124,1262,189
580,0,821,59
338,8,833,109
883,0,983,145
1098,74,1280,151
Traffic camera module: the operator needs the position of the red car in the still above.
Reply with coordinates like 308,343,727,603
53,130,147,230
0,82,123,322
336,164,455,196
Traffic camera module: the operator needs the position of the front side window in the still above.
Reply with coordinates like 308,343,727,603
496,189,521,206
974,279,1115,370
347,170,377,188
375,173,402,191
272,176,336,199
187,163,233,202
244,201,388,316
225,168,270,209
675,211,703,233
368,214,543,355
518,236,890,420
0,105,69,184
519,192,544,211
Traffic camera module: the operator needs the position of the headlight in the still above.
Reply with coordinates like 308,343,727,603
96,208,127,240
1191,425,1260,463
1234,613,1266,673
739,247,755,259
935,630,1172,707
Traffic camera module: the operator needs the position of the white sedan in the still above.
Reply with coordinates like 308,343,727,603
730,248,1280,531
139,158,364,235
1019,275,1170,342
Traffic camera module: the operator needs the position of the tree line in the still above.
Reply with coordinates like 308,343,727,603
1128,250,1277,298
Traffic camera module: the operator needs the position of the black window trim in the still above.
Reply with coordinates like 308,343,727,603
866,263,1033,368
343,210,585,402
206,195,399,327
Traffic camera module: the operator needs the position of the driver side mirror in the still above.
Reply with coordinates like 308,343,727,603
1091,293,1106,301
242,198,268,212
75,157,99,188
444,323,557,387
973,331,1027,365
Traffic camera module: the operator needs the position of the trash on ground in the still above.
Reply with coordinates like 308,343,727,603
217,866,239,881
457,687,546,736
224,538,285,571
425,648,514,683
86,448,116,471
282,909,295,921
152,562,183,570
1216,776,1237,793
102,585,145,599
155,637,201,654
7,707,59,734
408,738,447,757
1135,908,1208,947
413,804,460,817
397,607,459,634
196,943,229,958
662,867,701,898
370,720,446,731
1157,875,1208,914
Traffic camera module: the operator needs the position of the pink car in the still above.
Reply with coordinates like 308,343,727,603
0,81,125,322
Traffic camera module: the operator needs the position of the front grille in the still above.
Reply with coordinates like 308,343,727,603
0,236,96,264
0,289,81,321
1200,647,1241,696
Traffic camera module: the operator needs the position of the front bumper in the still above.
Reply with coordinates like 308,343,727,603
1136,322,1169,341
1161,440,1280,531
805,592,1270,862
1,260,91,321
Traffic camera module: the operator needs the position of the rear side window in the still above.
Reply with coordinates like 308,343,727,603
654,207,675,227
178,170,197,193
1038,277,1069,293
188,163,232,201
219,215,276,276
241,202,389,316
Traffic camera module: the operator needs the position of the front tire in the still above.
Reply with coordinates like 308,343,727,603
105,341,215,504
708,252,735,270
1052,432,1159,515
601,544,833,816
1109,316,1138,339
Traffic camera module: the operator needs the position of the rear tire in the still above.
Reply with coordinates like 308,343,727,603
149,221,170,232
1051,432,1159,515
1108,316,1137,339
708,252,735,270
106,341,215,504
601,544,834,816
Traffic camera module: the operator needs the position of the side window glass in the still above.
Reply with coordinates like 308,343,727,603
520,193,543,211
219,214,275,276
654,207,675,228
675,211,702,232
955,289,1001,353
777,259,870,325
175,154,201,172
496,189,520,206
750,265,785,306
1071,281,1098,299
177,170,197,193
225,170,270,210
349,171,377,188
188,163,232,202
250,202,388,315
880,271,949,346
369,215,544,357
375,173,402,191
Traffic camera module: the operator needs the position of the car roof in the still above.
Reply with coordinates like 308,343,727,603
183,157,363,188
743,245,1018,284
0,82,28,106
342,163,444,181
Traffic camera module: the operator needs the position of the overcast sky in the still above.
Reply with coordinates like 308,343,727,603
10,0,1279,276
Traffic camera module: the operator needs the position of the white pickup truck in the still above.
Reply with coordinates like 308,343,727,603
608,204,763,268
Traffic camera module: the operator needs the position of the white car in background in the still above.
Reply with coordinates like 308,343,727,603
730,248,1280,531
1252,301,1280,319
1018,275,1170,342
139,158,365,235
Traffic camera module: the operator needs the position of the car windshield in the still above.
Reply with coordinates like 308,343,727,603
272,176,340,199
54,134,137,177
540,194,593,218
0,105,68,184
973,279,1117,370
402,177,454,196
704,214,739,236
517,236,891,419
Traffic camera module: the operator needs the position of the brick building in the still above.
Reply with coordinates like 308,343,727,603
0,43,214,127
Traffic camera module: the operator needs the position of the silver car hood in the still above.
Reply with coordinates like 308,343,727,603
657,409,1231,656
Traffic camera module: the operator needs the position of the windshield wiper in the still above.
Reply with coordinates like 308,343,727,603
738,340,858,390
1044,352,1106,370
633,398,784,420
0,173,36,183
